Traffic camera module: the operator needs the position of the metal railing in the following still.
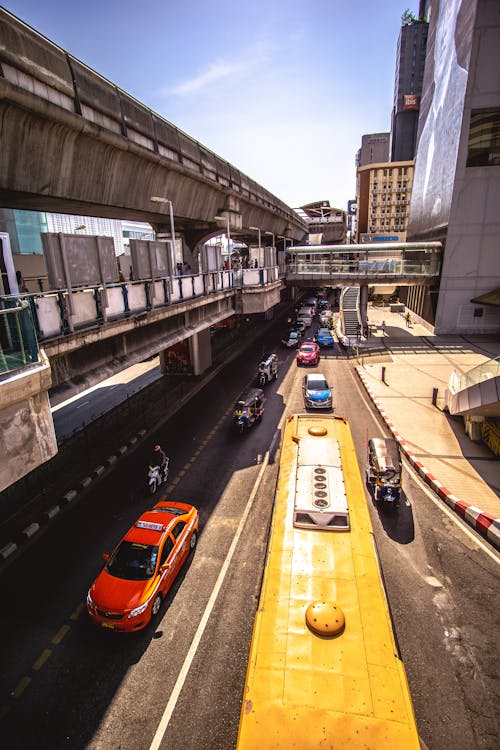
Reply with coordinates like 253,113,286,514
0,267,280,346
286,258,441,277
457,356,500,391
0,299,40,377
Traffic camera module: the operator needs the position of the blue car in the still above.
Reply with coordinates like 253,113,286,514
302,373,333,410
315,327,334,347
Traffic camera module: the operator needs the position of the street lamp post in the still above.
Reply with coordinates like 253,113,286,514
151,196,176,278
249,226,262,249
265,230,275,248
214,215,231,254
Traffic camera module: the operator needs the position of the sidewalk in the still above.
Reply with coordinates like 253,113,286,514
356,304,500,549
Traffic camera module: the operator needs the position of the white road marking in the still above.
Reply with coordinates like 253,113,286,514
149,428,281,750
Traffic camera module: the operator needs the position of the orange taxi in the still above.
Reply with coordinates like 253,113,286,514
86,500,199,632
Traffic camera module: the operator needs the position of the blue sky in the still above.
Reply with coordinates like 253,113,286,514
3,0,415,211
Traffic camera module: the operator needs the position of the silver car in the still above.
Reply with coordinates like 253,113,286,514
302,373,333,410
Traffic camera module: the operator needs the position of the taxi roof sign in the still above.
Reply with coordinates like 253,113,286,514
136,520,164,532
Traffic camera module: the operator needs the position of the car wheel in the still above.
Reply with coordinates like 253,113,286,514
190,531,198,552
151,594,162,618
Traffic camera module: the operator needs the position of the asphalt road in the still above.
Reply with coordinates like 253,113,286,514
51,358,162,442
0,317,498,750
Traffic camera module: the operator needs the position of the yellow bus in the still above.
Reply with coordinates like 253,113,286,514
237,413,420,749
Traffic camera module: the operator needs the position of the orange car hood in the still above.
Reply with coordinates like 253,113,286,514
91,569,155,611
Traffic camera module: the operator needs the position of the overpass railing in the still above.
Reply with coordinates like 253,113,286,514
3,267,279,343
286,257,441,277
0,299,40,377
285,242,442,279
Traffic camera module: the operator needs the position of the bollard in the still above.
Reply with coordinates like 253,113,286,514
381,366,386,384
432,387,439,406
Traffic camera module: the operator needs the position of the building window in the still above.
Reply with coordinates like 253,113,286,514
467,109,500,166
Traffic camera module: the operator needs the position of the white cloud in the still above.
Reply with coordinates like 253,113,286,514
170,61,244,95
168,33,275,97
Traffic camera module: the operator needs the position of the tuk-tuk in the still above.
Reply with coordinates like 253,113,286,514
257,354,278,386
233,388,265,432
366,437,401,503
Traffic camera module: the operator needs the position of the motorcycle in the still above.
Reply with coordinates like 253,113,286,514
233,388,265,433
148,458,169,495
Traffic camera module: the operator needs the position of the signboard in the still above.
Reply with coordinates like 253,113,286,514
403,94,420,110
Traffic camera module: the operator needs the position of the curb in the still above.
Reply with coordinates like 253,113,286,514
355,367,500,550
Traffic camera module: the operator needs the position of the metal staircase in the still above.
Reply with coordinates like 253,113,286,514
340,287,361,338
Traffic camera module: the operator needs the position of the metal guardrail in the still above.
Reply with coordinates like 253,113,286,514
0,267,280,348
0,299,40,376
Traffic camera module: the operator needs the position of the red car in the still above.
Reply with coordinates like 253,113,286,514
296,341,320,366
87,500,198,632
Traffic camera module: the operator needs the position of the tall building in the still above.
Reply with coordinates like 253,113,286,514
390,14,429,161
406,0,500,334
356,161,414,242
356,133,390,168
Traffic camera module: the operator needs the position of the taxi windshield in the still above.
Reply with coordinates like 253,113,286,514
107,541,159,580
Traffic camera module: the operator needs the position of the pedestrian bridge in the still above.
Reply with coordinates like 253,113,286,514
285,242,442,286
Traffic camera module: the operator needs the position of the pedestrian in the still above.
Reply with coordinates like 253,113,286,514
405,311,411,327
381,320,386,336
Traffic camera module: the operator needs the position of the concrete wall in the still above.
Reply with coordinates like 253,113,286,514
0,351,57,492
406,0,500,334
434,0,500,333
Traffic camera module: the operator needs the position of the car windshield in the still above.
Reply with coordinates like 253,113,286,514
106,541,159,580
301,345,315,351
318,329,331,336
307,377,329,391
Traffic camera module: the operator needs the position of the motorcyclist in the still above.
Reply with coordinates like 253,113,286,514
150,444,168,482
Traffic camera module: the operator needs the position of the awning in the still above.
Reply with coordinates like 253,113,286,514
470,288,500,307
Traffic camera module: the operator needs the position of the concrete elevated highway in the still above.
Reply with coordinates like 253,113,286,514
0,8,307,252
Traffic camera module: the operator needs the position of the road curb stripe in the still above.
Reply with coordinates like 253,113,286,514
355,366,500,549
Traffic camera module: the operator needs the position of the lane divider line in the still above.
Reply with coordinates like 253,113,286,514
32,649,52,671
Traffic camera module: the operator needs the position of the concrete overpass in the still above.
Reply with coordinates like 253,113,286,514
0,8,307,252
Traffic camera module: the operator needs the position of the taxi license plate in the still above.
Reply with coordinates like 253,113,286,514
101,622,115,629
